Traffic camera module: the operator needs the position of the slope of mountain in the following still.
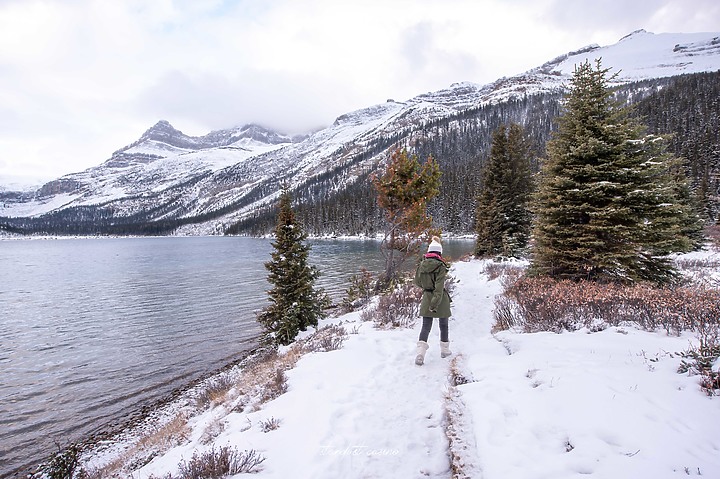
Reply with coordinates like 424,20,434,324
1,123,295,218
2,30,719,236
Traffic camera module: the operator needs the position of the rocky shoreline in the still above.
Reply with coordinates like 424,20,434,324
15,342,267,479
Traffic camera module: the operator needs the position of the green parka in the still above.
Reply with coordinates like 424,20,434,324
413,255,452,318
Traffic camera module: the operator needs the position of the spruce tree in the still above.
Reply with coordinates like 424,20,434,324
531,59,700,284
372,148,441,289
475,123,534,257
258,186,330,345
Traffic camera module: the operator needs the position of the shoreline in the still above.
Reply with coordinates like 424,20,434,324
17,291,353,478
0,232,477,241
15,338,266,479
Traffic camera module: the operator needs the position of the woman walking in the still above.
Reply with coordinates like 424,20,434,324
413,236,452,366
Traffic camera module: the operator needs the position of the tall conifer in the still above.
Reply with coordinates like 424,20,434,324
531,60,700,284
258,186,330,345
475,123,534,257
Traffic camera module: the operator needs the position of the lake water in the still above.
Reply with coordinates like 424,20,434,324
0,236,473,477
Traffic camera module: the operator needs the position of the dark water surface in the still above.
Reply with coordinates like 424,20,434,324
0,236,473,477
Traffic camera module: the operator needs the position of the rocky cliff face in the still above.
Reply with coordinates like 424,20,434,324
37,179,83,197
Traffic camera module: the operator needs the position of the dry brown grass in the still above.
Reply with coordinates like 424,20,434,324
226,325,348,413
199,418,226,446
194,374,236,410
233,348,298,412
84,412,190,478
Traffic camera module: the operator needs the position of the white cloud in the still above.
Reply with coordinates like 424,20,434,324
0,0,717,181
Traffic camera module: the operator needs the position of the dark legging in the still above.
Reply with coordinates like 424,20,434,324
419,317,449,343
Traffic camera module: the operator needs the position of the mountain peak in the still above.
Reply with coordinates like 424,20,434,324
141,120,184,141
619,29,651,41
205,123,293,146
109,120,200,160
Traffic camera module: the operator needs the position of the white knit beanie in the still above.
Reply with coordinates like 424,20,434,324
427,236,442,254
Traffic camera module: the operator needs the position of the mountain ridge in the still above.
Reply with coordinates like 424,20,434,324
2,29,720,236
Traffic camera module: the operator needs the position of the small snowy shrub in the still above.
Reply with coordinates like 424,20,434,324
495,275,720,335
259,368,288,404
675,257,720,271
260,417,281,432
362,281,422,329
303,324,347,352
492,294,518,332
199,419,226,445
675,256,720,287
679,317,720,396
40,443,83,479
341,268,375,313
482,261,524,281
176,446,265,478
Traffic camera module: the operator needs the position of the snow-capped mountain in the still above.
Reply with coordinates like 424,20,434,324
2,30,719,235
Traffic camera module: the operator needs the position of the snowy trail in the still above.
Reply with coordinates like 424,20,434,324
133,258,720,479
294,329,452,478
203,318,458,478
239,260,504,478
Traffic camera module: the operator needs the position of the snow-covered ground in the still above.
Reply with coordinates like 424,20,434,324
82,256,720,479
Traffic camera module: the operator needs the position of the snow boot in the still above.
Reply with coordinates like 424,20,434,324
415,341,429,365
440,341,452,358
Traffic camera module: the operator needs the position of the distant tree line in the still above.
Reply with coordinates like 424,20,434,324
633,71,720,220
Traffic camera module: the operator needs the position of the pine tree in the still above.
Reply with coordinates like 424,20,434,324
531,59,701,284
372,148,441,289
258,186,330,345
475,123,534,257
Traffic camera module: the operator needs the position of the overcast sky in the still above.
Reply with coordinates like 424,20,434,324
1,0,718,183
